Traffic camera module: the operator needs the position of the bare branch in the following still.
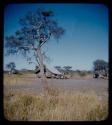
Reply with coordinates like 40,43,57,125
40,35,50,47
19,44,37,50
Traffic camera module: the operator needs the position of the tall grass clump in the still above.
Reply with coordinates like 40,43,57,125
4,87,108,121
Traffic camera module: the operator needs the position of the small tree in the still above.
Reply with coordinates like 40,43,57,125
6,62,16,74
5,8,65,84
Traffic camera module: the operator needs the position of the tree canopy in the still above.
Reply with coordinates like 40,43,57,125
63,66,72,71
5,8,65,57
93,59,108,72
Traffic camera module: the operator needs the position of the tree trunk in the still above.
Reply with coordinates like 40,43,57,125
36,48,45,78
36,47,47,85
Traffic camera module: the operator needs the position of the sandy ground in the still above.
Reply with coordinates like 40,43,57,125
4,78,108,97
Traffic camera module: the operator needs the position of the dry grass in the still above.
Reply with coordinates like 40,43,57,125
4,74,37,85
71,73,92,79
4,87,108,121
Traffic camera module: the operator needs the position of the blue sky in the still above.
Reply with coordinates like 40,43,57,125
4,3,108,71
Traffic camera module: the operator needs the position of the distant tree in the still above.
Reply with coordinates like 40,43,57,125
5,8,65,84
54,66,61,74
93,59,108,71
55,66,61,69
93,59,108,76
55,66,61,71
63,66,72,71
63,66,72,75
6,62,16,74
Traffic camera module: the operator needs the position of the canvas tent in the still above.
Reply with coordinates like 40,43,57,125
45,66,63,78
35,65,64,78
47,66,62,75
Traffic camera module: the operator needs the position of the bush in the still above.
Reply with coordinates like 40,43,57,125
79,72,87,77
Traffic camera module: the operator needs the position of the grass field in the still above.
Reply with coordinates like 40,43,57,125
4,73,108,121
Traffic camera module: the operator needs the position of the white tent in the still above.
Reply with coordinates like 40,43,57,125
47,66,62,75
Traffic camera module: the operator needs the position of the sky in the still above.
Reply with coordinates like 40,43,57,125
4,3,109,71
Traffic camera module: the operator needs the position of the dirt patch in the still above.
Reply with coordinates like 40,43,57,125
4,78,108,95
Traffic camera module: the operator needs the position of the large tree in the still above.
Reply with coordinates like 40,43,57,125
5,8,65,83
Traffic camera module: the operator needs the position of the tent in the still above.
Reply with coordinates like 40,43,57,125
46,66,62,75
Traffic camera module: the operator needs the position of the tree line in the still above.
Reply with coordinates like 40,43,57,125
5,59,108,78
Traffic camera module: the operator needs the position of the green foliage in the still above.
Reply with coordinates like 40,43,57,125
6,62,16,74
5,8,65,56
79,72,87,77
6,62,16,70
63,66,72,71
93,59,108,72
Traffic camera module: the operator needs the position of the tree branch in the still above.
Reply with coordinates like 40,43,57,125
34,52,40,65
40,36,50,47
19,44,37,50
